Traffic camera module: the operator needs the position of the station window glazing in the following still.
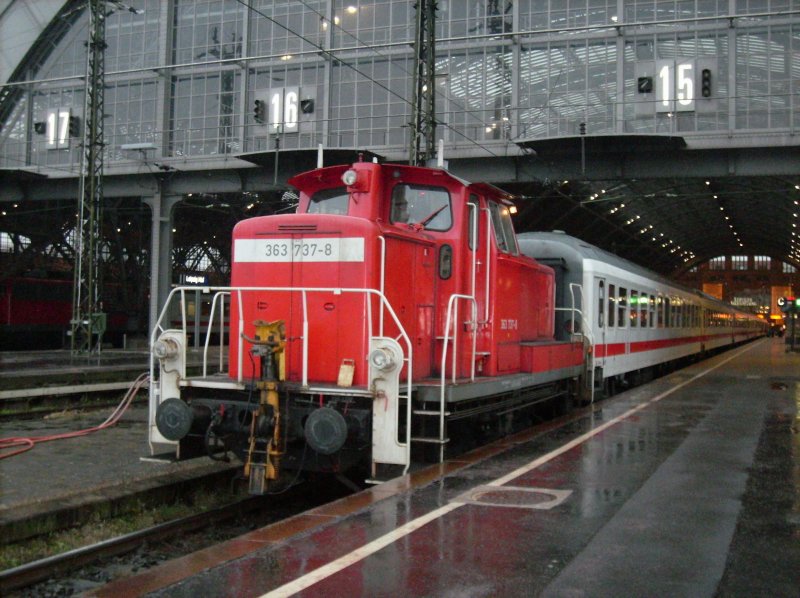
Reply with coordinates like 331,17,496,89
445,47,514,143
519,39,617,139
105,81,159,153
0,0,799,170
173,0,244,64
736,26,794,130
731,255,748,270
105,0,161,71
249,0,326,56
333,1,409,47
709,256,726,270
753,255,771,270
0,98,28,169
328,58,409,148
519,0,618,30
170,72,241,156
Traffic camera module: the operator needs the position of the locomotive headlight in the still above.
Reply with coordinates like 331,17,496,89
369,346,398,372
341,169,358,186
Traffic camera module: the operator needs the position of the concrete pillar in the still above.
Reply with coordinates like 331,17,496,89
143,190,182,341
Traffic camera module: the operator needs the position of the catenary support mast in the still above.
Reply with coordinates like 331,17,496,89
71,0,106,353
408,0,438,166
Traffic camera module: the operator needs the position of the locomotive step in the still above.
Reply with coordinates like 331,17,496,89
410,436,450,444
412,409,452,416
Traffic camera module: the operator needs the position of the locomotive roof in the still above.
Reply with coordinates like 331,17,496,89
518,231,730,307
288,162,516,205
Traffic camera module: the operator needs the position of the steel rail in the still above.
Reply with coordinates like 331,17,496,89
0,495,267,594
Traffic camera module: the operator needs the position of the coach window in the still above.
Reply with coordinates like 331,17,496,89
649,295,656,328
607,284,616,327
657,296,664,327
618,287,627,327
664,297,671,328
640,293,648,327
391,184,452,231
630,291,639,327
641,295,648,328
308,187,349,214
597,281,605,328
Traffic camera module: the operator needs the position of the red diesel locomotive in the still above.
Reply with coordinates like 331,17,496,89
148,158,762,494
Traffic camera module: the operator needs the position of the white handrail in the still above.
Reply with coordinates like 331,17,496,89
483,207,492,322
150,285,415,467
203,291,230,377
438,293,477,462
378,235,386,337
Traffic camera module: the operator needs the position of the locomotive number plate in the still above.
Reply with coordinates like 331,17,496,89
234,237,365,263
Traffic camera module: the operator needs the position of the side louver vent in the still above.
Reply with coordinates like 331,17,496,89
277,224,318,232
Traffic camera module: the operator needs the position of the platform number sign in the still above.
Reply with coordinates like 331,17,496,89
269,87,299,133
656,60,696,112
44,108,74,149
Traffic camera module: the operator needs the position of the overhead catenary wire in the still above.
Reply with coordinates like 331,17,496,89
234,0,501,159
0,372,149,460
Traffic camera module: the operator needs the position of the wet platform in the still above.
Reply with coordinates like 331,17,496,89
85,337,799,597
0,348,235,543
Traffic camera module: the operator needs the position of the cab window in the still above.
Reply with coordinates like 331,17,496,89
307,187,349,215
488,201,519,255
391,184,452,230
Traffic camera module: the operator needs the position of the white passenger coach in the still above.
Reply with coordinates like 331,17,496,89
518,232,766,396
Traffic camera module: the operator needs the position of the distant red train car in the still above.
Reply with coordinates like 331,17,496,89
148,158,764,495
0,277,73,349
0,277,129,349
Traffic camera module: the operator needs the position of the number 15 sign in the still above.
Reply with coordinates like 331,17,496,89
655,59,695,112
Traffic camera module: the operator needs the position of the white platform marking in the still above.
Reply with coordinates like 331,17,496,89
260,340,763,597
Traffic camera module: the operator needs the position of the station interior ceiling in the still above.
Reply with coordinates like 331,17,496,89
504,173,800,276
2,165,797,281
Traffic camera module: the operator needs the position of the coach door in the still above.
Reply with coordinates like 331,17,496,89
594,277,606,371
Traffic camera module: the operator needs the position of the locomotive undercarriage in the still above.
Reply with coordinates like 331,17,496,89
173,386,374,481
412,378,575,461
160,373,578,490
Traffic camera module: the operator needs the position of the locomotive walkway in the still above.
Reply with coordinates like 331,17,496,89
86,336,799,597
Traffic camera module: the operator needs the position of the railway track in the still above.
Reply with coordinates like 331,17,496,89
0,496,259,594
1,478,354,596
0,381,148,420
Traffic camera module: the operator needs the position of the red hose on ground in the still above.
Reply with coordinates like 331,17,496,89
0,372,150,460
